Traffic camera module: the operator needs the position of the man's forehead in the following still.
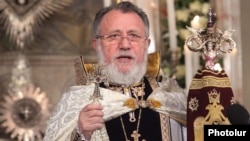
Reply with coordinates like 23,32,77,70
101,9,141,22
99,10,145,33
106,29,141,34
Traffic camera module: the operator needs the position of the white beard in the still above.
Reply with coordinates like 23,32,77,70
97,44,147,86
103,58,147,86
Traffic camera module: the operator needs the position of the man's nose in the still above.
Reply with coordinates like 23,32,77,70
119,37,131,49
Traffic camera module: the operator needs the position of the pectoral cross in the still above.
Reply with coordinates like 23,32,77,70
131,131,140,141
131,131,146,141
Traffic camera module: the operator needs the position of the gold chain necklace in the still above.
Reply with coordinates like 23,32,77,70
120,107,145,141
120,82,146,141
105,80,146,140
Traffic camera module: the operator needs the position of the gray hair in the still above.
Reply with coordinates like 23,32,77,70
93,1,150,37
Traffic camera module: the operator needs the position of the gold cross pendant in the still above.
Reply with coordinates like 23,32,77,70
131,130,146,141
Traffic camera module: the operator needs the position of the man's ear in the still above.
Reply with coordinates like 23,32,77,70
147,38,151,49
92,38,98,51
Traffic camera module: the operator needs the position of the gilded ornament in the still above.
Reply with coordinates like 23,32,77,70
185,8,236,70
0,84,50,141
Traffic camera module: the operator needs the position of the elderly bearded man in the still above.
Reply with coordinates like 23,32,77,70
43,1,187,141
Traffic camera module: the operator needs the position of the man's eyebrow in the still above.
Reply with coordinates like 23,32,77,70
105,29,141,35
127,30,141,34
127,29,138,32
109,29,122,34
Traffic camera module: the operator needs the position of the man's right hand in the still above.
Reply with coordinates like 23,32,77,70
77,103,104,140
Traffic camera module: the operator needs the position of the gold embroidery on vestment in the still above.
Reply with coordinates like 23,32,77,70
193,89,230,141
189,76,231,89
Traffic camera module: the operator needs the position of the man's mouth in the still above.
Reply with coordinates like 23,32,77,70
117,55,133,59
116,55,134,63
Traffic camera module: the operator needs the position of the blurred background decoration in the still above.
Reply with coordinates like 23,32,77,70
0,0,74,50
160,0,210,88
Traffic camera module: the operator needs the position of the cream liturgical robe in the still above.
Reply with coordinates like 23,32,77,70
43,78,187,141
